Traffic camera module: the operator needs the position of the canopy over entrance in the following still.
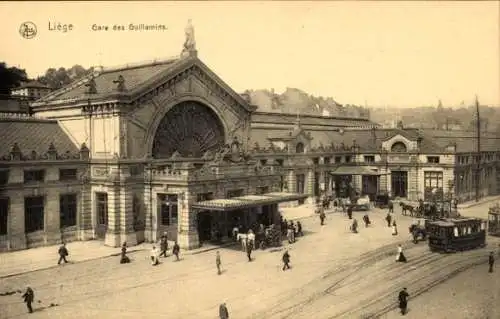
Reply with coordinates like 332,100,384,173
191,192,308,211
330,166,383,176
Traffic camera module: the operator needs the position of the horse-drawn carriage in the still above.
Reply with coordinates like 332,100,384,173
427,217,487,253
399,199,456,219
409,218,428,243
487,203,500,237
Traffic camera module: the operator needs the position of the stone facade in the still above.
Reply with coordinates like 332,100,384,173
1,52,500,251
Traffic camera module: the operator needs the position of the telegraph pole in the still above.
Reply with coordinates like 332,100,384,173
475,95,480,202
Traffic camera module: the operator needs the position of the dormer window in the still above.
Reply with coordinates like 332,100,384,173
391,142,407,152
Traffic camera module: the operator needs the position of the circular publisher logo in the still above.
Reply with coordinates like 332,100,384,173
19,22,37,39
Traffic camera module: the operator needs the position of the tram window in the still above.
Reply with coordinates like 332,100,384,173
467,227,471,234
453,227,459,237
440,228,447,237
481,222,486,230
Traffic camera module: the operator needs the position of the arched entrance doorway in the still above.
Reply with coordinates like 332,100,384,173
152,101,226,158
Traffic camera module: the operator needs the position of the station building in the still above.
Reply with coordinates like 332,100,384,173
1,42,499,251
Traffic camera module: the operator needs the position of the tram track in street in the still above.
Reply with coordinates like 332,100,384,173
321,249,489,319
260,244,490,319
249,239,413,319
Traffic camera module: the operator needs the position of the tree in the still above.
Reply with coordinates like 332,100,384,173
0,62,28,95
38,64,90,89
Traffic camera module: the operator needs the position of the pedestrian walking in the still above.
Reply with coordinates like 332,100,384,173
385,213,392,227
219,302,229,319
392,221,398,236
120,242,130,264
489,251,495,273
57,243,69,265
388,200,394,213
398,287,409,315
347,206,353,219
216,251,222,275
320,209,326,225
363,214,371,227
160,236,168,258
246,239,253,262
350,218,358,233
150,246,160,266
396,244,407,263
282,250,291,271
172,241,180,261
22,286,34,313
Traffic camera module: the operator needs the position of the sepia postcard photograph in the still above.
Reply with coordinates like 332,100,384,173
0,1,499,318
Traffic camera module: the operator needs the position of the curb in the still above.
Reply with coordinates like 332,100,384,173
458,196,500,209
0,248,147,279
0,241,243,279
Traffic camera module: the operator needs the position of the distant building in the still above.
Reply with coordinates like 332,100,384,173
11,81,53,101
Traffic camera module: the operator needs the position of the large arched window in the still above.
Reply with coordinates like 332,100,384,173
296,142,305,153
152,101,225,158
391,141,407,152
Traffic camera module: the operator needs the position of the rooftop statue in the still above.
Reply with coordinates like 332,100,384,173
183,19,196,52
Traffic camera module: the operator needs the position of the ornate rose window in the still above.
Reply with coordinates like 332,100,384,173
152,101,225,158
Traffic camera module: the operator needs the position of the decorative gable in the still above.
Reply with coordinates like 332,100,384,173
382,134,417,152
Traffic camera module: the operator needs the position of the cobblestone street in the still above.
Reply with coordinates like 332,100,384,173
1,199,499,319
1,207,415,319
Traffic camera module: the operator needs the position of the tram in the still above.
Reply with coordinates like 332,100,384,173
427,217,487,253
487,204,500,237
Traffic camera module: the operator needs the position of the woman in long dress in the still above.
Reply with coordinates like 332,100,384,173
396,244,407,262
392,221,398,236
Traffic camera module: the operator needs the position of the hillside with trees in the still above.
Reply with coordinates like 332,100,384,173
369,102,500,132
37,65,93,89
244,88,370,119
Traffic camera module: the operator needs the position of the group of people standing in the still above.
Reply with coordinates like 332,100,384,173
149,232,181,266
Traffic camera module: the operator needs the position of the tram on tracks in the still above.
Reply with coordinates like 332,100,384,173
427,217,487,253
487,204,500,237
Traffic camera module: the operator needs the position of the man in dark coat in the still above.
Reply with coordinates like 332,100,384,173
246,240,253,262
120,242,130,264
388,200,394,213
22,286,34,313
489,251,495,273
172,241,180,261
319,209,326,225
398,287,409,315
347,206,353,219
216,251,222,275
160,235,168,258
282,250,291,271
219,302,229,319
58,243,69,265
386,213,392,227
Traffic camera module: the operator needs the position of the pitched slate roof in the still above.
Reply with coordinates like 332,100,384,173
0,115,79,158
36,57,183,103
250,125,500,154
422,130,500,152
252,112,378,128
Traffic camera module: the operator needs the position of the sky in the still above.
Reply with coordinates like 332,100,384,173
1,1,498,108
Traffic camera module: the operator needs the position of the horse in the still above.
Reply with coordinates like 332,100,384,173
399,202,415,217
